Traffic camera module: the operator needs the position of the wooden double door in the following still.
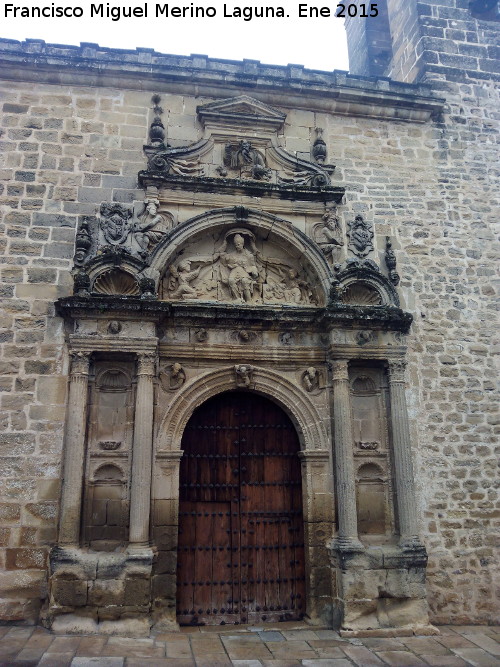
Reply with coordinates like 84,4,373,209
177,391,306,626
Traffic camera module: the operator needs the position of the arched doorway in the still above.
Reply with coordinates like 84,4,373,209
177,391,306,626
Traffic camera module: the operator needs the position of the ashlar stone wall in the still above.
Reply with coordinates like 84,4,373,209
0,38,498,625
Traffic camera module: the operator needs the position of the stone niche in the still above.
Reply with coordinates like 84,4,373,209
329,361,429,634
47,355,155,637
82,361,135,551
350,366,395,543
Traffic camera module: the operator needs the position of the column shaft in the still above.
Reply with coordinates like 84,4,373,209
388,360,421,548
129,352,156,547
59,351,90,546
331,360,363,550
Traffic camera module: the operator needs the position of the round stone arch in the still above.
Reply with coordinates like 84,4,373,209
156,364,328,453
148,206,333,304
153,366,333,627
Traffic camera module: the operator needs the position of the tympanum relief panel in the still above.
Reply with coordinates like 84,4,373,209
161,227,322,306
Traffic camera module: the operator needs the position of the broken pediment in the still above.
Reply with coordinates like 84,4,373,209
196,95,287,132
139,94,343,203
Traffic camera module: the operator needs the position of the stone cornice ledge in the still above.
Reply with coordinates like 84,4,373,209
0,39,445,123
56,296,413,332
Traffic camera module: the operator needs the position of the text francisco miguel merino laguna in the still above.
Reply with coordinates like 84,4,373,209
3,2,353,20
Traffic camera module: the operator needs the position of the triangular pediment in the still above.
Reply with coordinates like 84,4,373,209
197,95,286,132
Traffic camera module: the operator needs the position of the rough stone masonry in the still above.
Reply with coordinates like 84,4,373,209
0,0,498,635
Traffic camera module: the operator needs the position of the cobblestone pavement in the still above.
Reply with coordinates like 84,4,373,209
1,623,499,666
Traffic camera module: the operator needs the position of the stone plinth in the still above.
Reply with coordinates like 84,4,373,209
47,546,153,636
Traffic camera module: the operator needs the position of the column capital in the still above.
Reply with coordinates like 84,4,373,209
137,351,156,376
69,350,91,376
388,358,407,383
330,359,349,382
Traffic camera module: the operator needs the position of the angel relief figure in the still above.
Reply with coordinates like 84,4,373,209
167,259,203,299
272,267,313,304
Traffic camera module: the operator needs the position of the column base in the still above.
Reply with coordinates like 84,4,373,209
328,544,430,632
330,536,365,553
47,546,154,633
127,542,151,554
399,535,425,552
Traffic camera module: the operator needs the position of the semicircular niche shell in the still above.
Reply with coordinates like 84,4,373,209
342,282,382,306
93,269,140,296
352,375,377,393
97,369,130,390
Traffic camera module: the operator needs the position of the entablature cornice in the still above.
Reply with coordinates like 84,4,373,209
56,296,413,334
158,343,327,365
326,345,407,361
139,173,345,202
0,40,445,123
67,335,158,355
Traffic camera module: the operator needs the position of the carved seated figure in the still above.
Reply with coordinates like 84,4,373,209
315,209,343,263
220,233,260,302
132,201,167,258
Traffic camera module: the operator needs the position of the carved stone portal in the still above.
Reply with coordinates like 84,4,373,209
163,228,319,306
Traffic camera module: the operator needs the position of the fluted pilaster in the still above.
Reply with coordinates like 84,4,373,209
330,360,363,551
129,351,156,548
387,359,422,550
59,351,91,546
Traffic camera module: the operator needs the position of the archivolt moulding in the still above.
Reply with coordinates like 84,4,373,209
155,365,328,454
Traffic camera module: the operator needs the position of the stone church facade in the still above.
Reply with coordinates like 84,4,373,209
0,0,498,635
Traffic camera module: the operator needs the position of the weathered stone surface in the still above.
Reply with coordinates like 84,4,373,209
0,10,498,629
51,578,87,607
